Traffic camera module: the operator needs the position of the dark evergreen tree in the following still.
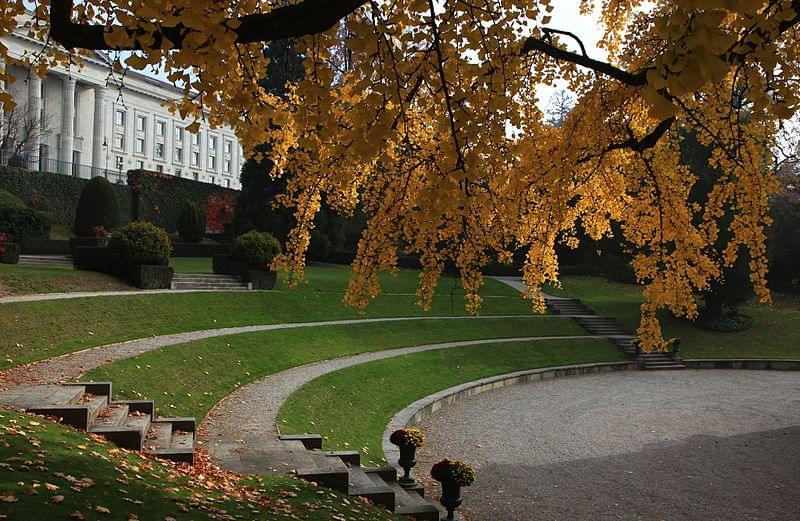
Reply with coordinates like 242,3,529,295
681,130,754,321
233,40,304,240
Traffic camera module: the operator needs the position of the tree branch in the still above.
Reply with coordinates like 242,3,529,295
521,31,647,86
50,0,369,50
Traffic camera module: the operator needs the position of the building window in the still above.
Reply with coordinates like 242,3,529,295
174,147,183,162
156,121,166,137
191,150,199,167
207,154,216,170
191,133,200,146
135,138,145,154
156,164,163,173
193,172,199,181
115,155,124,169
113,134,124,149
224,140,232,155
174,126,183,142
176,168,182,177
155,142,165,159
225,179,230,188
114,109,125,126
209,136,217,151
136,115,146,132
136,160,144,169
223,159,231,173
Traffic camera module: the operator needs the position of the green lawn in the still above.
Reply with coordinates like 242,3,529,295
1,264,532,370
0,264,133,297
0,409,399,521
170,257,213,273
84,316,582,418
279,338,624,465
546,276,800,358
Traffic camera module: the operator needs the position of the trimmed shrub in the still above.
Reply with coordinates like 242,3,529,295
0,189,25,209
176,201,205,243
229,231,281,268
74,177,121,237
0,205,52,239
0,242,20,264
108,221,172,267
73,246,112,273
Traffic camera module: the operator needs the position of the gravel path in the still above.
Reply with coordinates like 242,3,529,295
0,315,535,390
200,335,600,466
415,370,800,521
0,289,249,303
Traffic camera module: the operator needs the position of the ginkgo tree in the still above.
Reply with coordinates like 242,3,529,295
2,0,799,350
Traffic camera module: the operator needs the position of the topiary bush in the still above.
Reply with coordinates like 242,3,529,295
229,230,282,269
108,221,172,267
176,201,206,243
74,176,121,237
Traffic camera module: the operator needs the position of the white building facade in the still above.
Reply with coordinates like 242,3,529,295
1,30,243,189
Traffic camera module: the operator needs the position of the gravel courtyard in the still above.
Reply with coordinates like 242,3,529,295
415,370,800,521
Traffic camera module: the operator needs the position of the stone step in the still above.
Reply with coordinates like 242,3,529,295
348,466,395,508
642,364,686,370
144,418,196,464
90,402,129,430
89,408,151,450
279,433,323,450
172,276,242,282
293,449,351,493
388,481,439,520
325,450,361,466
171,283,249,290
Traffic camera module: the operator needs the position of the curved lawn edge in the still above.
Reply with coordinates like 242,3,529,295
381,361,636,469
0,315,542,390
200,335,604,471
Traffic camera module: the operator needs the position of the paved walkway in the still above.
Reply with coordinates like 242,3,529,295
200,335,601,473
0,315,539,390
0,288,261,304
415,370,800,521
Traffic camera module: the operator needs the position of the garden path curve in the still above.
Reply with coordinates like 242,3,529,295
199,334,602,471
0,315,539,390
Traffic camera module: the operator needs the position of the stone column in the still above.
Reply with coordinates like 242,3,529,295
91,86,105,178
27,75,42,162
59,77,76,174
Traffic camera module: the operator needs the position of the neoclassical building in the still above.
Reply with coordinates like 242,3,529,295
1,26,243,189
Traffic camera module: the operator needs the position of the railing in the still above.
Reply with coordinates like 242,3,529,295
0,148,127,184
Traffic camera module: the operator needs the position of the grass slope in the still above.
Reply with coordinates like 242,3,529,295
0,409,398,520
546,276,800,358
84,316,582,419
170,257,214,274
0,265,133,297
279,338,624,465
1,265,532,370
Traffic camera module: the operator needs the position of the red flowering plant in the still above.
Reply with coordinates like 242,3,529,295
92,225,110,238
430,459,476,486
389,428,427,448
0,245,5,255
0,232,9,242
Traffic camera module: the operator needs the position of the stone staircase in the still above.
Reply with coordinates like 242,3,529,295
546,297,685,370
278,434,440,520
18,254,73,268
170,273,249,291
0,382,195,463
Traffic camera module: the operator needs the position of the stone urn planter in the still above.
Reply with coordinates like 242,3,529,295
439,480,463,521
431,459,475,521
389,428,427,488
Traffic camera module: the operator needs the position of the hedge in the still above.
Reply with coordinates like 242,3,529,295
73,246,113,273
0,167,131,225
19,238,71,255
128,170,238,232
171,242,231,257
0,205,52,240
